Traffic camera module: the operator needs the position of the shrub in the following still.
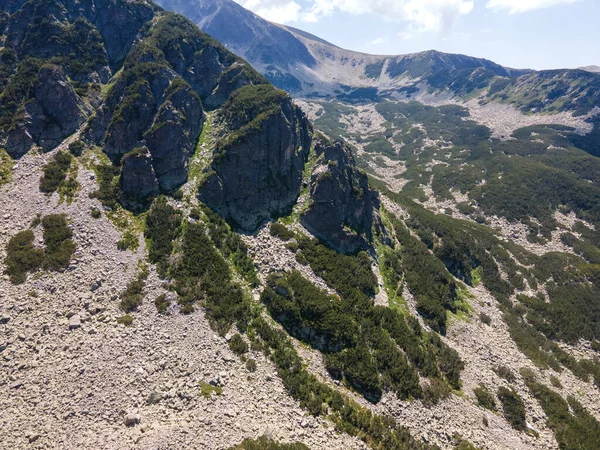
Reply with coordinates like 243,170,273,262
270,222,294,241
474,385,496,411
40,151,72,193
246,359,257,372
119,268,148,312
4,230,44,284
497,386,527,431
229,436,309,450
480,312,492,325
90,207,101,219
90,163,121,209
145,197,182,274
549,375,562,388
525,380,600,449
229,334,249,355
41,214,75,271
494,365,516,383
116,314,134,326
154,293,170,314
117,230,138,251
68,140,85,156
422,377,451,406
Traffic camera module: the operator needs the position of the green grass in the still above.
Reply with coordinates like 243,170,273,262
0,148,13,186
200,382,222,398
189,111,216,183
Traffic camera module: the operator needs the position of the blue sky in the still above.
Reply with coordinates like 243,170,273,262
235,0,599,70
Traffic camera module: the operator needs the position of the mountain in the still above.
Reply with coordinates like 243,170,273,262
158,0,600,117
2,1,600,450
580,65,600,74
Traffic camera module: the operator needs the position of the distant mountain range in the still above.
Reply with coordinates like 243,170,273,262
157,0,600,116
580,65,600,74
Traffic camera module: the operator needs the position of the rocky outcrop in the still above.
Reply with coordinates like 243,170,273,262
120,147,159,207
87,13,266,195
301,140,380,253
5,65,89,158
199,94,312,230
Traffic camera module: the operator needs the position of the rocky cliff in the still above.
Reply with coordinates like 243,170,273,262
199,85,312,229
301,140,380,253
0,0,268,202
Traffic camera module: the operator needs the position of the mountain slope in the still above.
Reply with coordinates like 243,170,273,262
2,1,600,450
158,0,600,118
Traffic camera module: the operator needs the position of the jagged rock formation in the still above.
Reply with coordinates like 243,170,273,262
199,85,312,230
5,64,90,158
0,1,267,195
301,140,380,253
120,147,159,207
88,14,266,192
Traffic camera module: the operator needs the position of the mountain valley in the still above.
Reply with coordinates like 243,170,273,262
1,1,600,450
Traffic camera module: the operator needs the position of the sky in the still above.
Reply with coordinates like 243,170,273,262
234,0,599,70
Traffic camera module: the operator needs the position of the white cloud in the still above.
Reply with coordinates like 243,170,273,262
371,37,386,45
240,0,301,23
304,0,474,32
486,0,582,14
235,0,474,31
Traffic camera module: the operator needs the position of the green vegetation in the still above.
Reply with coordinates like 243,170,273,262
479,313,491,326
0,57,43,133
386,214,458,334
493,365,516,383
246,359,257,372
525,379,600,449
90,163,121,209
150,205,438,449
216,84,286,152
497,386,527,431
262,267,462,403
0,148,13,186
42,214,76,271
474,385,496,411
119,266,148,313
201,205,258,287
40,151,72,193
170,221,251,331
4,230,44,284
68,140,85,156
5,214,76,283
117,314,134,326
270,223,295,241
154,293,170,314
229,334,249,355
200,382,223,398
117,230,138,251
229,437,308,450
145,197,182,274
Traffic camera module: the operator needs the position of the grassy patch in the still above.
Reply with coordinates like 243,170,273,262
0,148,13,186
200,382,222,398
